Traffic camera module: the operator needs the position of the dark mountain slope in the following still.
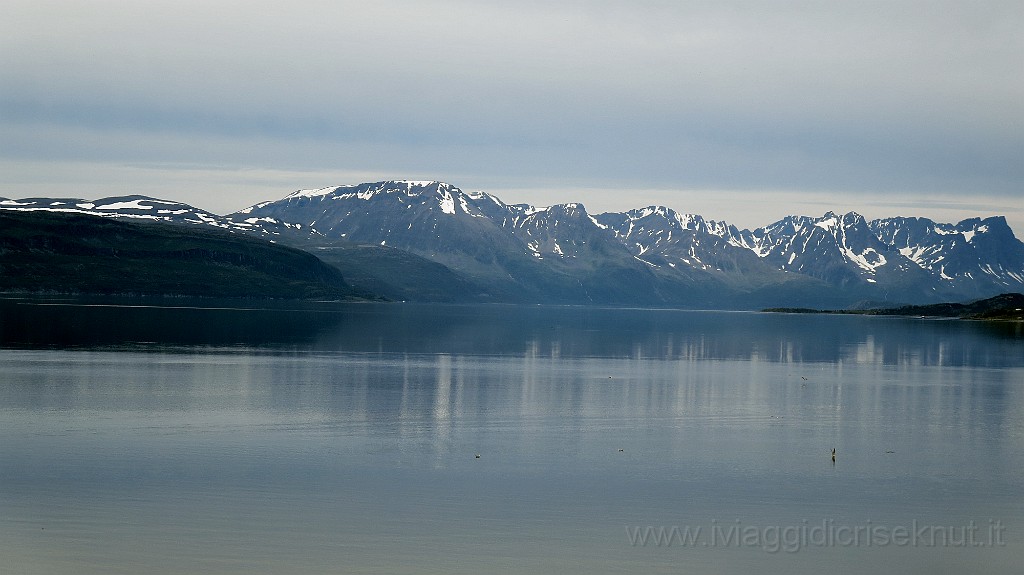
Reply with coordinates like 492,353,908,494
0,211,371,299
304,241,489,302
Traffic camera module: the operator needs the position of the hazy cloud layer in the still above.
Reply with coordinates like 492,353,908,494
2,1,1022,229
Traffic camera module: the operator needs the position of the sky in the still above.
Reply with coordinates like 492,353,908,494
2,1,1022,232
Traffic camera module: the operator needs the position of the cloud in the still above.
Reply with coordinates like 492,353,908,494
2,1,1022,219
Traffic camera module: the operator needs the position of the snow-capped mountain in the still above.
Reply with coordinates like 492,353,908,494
232,181,520,253
595,206,768,274
4,180,1022,307
703,210,1024,301
724,211,932,293
0,195,236,228
227,181,672,304
868,215,1024,297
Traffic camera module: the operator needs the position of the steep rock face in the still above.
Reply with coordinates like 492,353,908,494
738,212,896,284
704,211,1024,303
596,207,771,275
869,215,1024,297
590,206,839,307
497,202,678,305
503,203,621,260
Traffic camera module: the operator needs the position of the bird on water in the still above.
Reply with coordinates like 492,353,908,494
831,448,836,463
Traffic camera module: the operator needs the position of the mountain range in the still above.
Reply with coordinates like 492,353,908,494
3,180,1022,308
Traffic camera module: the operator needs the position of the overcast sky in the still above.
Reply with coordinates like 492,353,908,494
2,1,1022,231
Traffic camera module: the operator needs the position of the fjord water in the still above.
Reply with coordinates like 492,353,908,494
1,299,1022,574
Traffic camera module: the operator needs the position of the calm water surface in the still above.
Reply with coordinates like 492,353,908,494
1,299,1022,574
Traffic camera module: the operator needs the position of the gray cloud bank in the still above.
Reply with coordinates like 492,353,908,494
1,1,1021,230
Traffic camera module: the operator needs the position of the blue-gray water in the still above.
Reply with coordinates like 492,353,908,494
1,299,1022,574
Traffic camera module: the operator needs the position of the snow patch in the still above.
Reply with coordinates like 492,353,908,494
815,217,838,231
287,186,338,199
439,188,456,215
843,247,887,272
96,200,154,211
